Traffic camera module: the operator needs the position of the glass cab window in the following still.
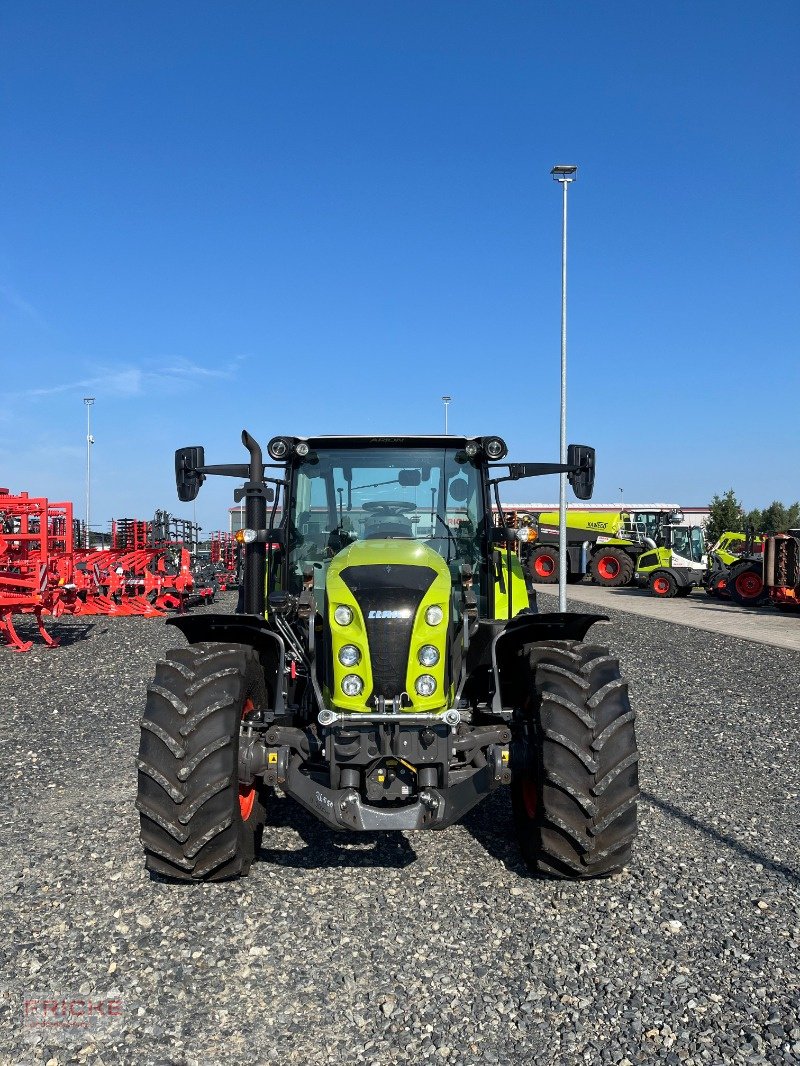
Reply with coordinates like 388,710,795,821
670,526,704,562
690,526,705,562
633,512,662,541
286,446,487,619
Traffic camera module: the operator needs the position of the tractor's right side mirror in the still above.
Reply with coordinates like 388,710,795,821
175,446,206,502
567,444,595,501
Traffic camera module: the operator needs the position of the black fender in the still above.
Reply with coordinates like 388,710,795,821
492,612,608,712
166,613,285,713
460,612,607,715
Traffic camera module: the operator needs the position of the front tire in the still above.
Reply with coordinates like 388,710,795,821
649,571,678,598
511,640,639,878
136,642,268,882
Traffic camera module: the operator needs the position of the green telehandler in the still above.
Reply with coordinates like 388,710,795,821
136,431,639,882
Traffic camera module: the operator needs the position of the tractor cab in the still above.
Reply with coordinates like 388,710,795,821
278,436,506,626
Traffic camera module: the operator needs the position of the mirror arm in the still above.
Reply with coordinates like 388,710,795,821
489,462,580,483
195,463,250,479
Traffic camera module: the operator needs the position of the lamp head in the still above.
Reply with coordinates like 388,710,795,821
551,164,578,181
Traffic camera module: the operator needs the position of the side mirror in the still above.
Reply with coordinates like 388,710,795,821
175,446,206,502
567,444,595,501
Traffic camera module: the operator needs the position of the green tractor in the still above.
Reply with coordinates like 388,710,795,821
136,431,639,882
703,531,767,607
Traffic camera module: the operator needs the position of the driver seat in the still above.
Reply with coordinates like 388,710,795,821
364,517,414,539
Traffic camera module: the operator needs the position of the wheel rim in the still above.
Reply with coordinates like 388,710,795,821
239,698,256,821
534,555,555,578
735,571,763,599
597,556,620,579
522,778,538,819
653,577,670,595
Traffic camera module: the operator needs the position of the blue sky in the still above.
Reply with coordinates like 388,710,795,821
1,2,798,534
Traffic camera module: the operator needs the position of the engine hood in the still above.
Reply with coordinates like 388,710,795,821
325,539,452,711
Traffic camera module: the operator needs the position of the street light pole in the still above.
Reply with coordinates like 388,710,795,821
441,395,452,435
83,397,95,548
551,165,577,613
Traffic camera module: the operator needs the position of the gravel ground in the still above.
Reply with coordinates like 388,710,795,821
1,591,798,1065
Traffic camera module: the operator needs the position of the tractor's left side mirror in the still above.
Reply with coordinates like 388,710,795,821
175,446,206,502
567,444,595,501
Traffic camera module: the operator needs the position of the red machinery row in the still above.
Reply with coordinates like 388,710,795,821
0,489,216,653
209,531,239,590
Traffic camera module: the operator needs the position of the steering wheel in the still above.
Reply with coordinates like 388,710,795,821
361,500,416,516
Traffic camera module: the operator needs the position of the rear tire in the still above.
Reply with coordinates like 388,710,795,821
727,563,768,607
511,640,639,878
136,642,268,882
589,548,634,587
649,571,677,598
527,546,559,584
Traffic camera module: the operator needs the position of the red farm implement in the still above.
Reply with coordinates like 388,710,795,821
1,492,215,651
74,544,212,615
0,489,81,651
210,531,239,589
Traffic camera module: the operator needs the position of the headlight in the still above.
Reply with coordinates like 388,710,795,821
415,675,437,697
517,527,531,542
418,645,440,667
425,605,444,626
338,644,361,667
465,441,479,457
341,674,364,697
484,436,508,460
295,441,309,457
242,528,257,544
267,437,290,460
334,605,354,626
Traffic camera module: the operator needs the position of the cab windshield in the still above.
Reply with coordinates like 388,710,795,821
287,445,487,611
671,526,705,563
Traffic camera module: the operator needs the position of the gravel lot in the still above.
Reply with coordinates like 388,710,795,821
1,591,798,1065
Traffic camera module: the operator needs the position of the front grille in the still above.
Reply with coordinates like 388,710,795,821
341,564,437,700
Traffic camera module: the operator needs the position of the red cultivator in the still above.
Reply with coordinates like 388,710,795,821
1,491,217,651
0,490,81,651
210,531,239,590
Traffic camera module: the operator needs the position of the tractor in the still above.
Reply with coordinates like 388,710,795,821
136,431,639,882
703,530,768,607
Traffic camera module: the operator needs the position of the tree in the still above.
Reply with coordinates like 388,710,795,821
706,489,745,545
744,508,763,532
759,500,800,534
